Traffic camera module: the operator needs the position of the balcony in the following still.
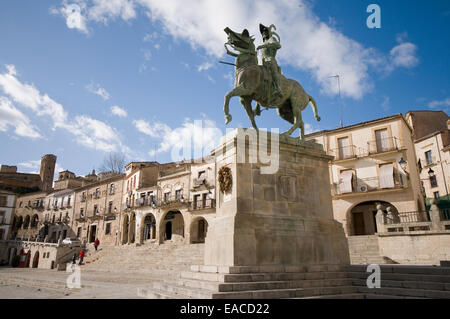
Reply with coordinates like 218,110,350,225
367,137,402,155
330,145,361,161
332,173,407,196
190,198,216,211
75,214,86,222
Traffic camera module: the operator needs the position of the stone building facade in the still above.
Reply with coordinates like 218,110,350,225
12,191,47,241
42,189,75,243
305,114,424,237
0,191,16,240
122,160,216,246
406,111,450,209
72,173,125,246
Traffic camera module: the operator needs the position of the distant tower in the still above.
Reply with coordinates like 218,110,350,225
39,154,56,192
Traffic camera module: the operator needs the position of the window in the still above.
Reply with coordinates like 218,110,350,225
430,175,438,188
0,196,6,207
94,205,98,215
198,171,206,179
434,191,440,199
425,151,433,166
94,188,100,198
175,189,182,201
105,223,111,235
194,194,201,209
149,193,155,205
0,229,4,240
379,163,395,189
338,170,354,193
110,183,115,194
67,196,71,206
77,227,82,238
80,208,84,218
164,192,170,202
337,137,351,160
0,211,5,224
108,201,113,214
375,128,390,153
19,201,22,208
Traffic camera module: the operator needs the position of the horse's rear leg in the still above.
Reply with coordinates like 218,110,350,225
281,99,303,138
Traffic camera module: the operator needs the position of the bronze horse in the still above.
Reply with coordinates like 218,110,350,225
223,27,320,139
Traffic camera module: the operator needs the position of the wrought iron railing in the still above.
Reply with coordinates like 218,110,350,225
332,173,407,195
440,209,450,221
190,198,216,210
367,137,402,155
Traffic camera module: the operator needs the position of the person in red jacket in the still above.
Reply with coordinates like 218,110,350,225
79,250,85,265
94,238,100,251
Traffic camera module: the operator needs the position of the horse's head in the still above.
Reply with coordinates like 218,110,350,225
224,27,255,52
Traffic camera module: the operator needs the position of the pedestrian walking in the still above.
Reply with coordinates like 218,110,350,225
79,250,85,265
94,238,100,251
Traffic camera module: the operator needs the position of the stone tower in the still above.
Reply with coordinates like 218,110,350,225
39,154,56,192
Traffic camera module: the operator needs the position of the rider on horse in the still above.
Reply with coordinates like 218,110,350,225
257,24,282,100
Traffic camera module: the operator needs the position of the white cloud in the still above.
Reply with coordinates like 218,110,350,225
51,1,89,34
88,0,136,23
428,98,450,109
134,117,222,161
197,62,213,72
69,115,123,152
0,64,127,153
0,97,42,139
111,105,127,117
0,65,68,129
390,42,419,69
86,81,110,100
133,119,171,138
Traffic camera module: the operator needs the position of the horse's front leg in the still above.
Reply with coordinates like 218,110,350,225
223,85,252,125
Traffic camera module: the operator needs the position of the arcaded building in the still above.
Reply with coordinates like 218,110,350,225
122,159,216,246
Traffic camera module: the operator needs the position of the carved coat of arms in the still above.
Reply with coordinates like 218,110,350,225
218,166,232,193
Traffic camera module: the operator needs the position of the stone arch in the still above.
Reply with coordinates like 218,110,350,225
31,214,39,228
140,213,156,244
159,210,185,243
32,251,39,268
16,216,23,230
121,214,129,245
23,215,31,229
128,212,136,244
25,250,31,268
189,217,208,244
346,200,398,236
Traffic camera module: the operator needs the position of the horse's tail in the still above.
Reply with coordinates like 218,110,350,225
308,95,320,120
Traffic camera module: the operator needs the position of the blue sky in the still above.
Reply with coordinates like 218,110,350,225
0,0,449,178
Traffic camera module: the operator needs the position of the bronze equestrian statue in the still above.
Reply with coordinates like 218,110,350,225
223,25,320,139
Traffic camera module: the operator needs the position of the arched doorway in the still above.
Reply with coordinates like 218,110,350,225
190,217,208,243
25,251,31,268
128,213,136,244
31,215,39,228
32,251,39,268
142,214,156,242
161,210,184,242
122,214,129,244
23,215,30,229
348,201,397,236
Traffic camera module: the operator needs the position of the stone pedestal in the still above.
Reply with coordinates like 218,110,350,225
204,129,350,267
